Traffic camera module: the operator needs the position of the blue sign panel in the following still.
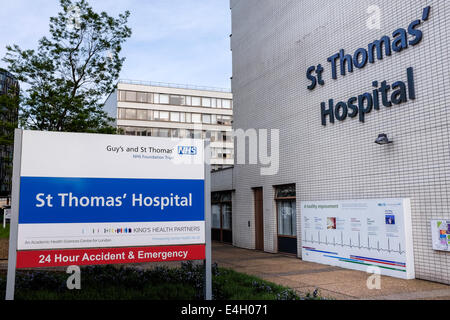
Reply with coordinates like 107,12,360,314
19,177,205,224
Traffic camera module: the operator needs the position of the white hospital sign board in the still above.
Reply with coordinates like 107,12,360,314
11,130,207,268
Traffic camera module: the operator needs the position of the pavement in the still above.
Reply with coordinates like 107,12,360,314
0,239,7,260
211,242,450,300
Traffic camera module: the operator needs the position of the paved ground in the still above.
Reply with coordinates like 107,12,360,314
0,239,8,260
212,242,450,300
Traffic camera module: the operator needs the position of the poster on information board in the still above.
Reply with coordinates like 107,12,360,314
431,220,450,252
301,199,415,279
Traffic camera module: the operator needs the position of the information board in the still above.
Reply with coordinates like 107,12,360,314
431,220,450,252
12,130,206,268
301,199,415,279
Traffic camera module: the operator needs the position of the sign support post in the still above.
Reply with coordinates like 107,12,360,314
204,140,212,300
6,129,22,300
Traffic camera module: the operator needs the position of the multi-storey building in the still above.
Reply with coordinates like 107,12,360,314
224,0,450,285
104,80,234,171
0,68,19,197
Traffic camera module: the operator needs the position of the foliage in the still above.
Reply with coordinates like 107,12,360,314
0,223,10,239
3,0,131,133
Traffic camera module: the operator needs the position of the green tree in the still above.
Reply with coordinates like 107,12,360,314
3,0,132,133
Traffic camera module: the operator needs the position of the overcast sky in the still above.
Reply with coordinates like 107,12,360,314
0,0,232,89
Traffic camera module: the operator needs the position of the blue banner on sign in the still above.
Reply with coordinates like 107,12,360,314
19,177,205,224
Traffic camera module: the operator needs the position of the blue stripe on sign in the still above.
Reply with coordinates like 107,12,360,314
19,177,204,224
305,249,338,255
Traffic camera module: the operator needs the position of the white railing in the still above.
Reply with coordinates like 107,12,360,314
118,79,231,93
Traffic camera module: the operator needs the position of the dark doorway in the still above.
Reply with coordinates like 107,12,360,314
253,187,264,251
211,192,232,244
275,184,297,255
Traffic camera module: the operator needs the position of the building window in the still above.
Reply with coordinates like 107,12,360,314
157,128,170,137
125,109,137,120
217,115,232,126
123,127,136,135
211,191,232,243
147,110,154,120
186,130,195,139
125,91,137,102
170,112,180,122
154,111,169,122
218,149,233,159
193,131,203,139
169,95,185,105
192,96,201,106
118,90,130,102
135,128,148,136
202,97,211,108
202,114,211,124
136,109,147,121
171,129,179,138
192,113,201,123
222,99,232,109
219,131,233,142
159,94,169,104
210,131,219,142
136,92,148,103
275,184,297,255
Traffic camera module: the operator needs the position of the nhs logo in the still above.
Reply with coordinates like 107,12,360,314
178,146,197,155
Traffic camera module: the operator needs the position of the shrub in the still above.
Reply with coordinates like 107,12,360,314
0,263,322,300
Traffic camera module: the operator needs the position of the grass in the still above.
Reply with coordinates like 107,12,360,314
0,262,321,300
0,224,10,239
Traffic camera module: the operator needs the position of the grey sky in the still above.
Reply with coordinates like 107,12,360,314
0,0,232,89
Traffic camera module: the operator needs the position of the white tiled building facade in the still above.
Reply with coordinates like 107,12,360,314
229,0,450,284
105,81,234,170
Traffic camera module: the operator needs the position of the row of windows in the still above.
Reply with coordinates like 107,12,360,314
118,108,232,126
119,126,233,143
118,90,232,109
211,148,233,160
119,126,233,160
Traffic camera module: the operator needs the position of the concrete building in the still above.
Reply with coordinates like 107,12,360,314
105,80,234,170
223,0,450,285
0,68,19,198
